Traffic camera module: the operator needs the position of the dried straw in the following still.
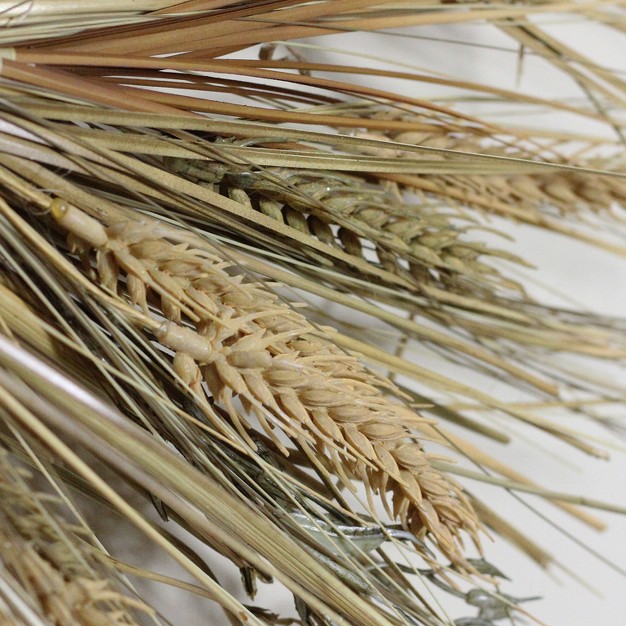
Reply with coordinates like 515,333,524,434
0,1,623,624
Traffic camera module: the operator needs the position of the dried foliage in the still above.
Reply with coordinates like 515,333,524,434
0,2,624,626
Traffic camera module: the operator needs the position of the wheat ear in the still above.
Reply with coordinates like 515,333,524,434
168,156,527,297
341,108,626,226
50,199,481,568
0,448,152,626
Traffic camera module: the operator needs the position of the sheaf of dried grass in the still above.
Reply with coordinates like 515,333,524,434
0,2,624,625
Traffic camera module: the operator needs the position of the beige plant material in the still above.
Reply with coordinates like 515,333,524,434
0,2,622,623
0,450,152,626
340,108,626,223
51,199,481,568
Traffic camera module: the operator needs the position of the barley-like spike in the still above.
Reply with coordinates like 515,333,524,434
209,164,528,298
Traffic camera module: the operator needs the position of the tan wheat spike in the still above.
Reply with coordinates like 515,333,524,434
396,167,626,224
51,199,481,568
6,110,616,361
0,449,152,626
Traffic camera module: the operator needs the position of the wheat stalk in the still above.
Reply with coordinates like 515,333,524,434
46,198,482,569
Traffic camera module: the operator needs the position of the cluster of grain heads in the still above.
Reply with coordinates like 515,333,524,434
51,199,481,568
0,449,152,626
0,2,621,625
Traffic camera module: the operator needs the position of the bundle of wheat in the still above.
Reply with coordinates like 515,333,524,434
0,2,624,626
